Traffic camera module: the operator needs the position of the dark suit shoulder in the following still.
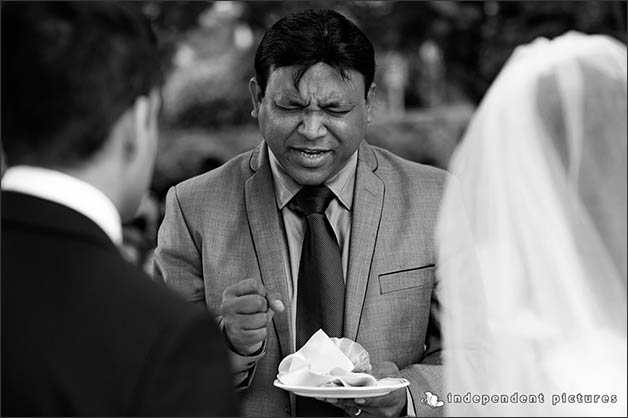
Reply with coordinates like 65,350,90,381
108,256,204,321
115,266,238,416
1,215,237,416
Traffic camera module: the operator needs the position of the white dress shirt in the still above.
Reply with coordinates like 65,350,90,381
1,165,122,246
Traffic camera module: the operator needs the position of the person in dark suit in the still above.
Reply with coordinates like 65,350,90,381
1,2,239,416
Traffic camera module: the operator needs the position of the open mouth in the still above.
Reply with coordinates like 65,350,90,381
299,148,330,159
291,147,332,167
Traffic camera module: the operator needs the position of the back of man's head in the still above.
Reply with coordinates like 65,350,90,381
254,8,375,99
1,1,163,169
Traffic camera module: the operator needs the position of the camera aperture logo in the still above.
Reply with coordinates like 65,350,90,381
420,391,445,408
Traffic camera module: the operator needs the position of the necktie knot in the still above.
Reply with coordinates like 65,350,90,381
290,185,335,216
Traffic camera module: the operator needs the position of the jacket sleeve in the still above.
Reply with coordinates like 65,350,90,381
153,186,206,307
399,281,445,417
153,185,264,385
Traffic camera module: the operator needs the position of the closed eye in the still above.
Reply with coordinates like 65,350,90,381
276,104,301,112
325,108,351,116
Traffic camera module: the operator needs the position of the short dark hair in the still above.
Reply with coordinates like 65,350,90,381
1,1,164,168
254,9,375,98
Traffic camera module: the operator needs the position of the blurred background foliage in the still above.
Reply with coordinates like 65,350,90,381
120,0,626,269
140,0,626,201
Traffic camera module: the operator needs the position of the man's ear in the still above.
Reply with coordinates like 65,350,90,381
133,90,160,151
118,92,158,161
134,96,150,139
124,95,149,160
249,77,263,118
366,83,376,124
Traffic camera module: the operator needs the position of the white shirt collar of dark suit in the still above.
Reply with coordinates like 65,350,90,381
2,165,123,245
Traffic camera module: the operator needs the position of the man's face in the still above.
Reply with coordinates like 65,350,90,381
251,62,374,186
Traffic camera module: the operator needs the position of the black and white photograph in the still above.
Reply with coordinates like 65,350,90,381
2,1,626,417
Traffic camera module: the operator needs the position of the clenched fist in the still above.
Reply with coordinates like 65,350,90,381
220,278,285,355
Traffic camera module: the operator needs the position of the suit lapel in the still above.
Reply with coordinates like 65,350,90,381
245,144,293,357
345,142,384,341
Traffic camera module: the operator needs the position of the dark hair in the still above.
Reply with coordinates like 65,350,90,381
254,9,375,98
1,1,164,168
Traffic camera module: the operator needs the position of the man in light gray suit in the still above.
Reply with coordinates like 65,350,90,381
154,8,480,417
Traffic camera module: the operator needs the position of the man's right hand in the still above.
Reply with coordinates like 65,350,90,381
220,278,285,355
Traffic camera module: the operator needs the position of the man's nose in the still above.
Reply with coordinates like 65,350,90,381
297,111,327,140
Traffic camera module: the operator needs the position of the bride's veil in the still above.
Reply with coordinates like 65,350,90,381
438,32,627,416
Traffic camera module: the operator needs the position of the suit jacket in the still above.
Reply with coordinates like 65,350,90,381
1,191,239,417
154,140,448,417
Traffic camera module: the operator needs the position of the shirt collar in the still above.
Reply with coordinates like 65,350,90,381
268,146,357,211
1,165,123,245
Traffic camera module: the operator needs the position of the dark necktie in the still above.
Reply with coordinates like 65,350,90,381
290,185,345,417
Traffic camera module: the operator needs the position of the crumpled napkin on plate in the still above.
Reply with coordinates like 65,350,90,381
277,329,377,387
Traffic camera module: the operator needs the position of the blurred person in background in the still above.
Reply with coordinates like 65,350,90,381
1,2,238,416
438,32,627,416
154,8,484,417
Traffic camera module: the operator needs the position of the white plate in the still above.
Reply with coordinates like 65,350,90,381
274,377,410,398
